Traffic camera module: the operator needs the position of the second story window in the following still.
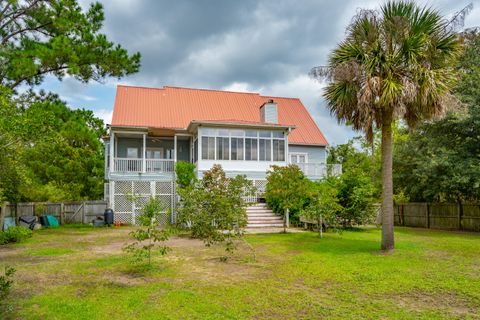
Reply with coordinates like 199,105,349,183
245,138,258,160
259,139,271,161
231,137,244,160
201,137,215,160
216,137,229,160
272,139,285,161
199,128,285,162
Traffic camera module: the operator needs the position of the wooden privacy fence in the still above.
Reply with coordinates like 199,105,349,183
1,200,108,226
394,203,480,231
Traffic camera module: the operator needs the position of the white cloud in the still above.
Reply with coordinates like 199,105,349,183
76,94,97,102
222,82,255,93
94,109,113,125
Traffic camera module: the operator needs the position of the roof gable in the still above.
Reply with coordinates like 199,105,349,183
111,85,328,145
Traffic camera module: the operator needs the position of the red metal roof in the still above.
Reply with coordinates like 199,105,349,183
111,85,328,145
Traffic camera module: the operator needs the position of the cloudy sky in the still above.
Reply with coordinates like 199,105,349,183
40,0,479,145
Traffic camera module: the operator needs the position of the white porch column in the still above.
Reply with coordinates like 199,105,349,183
174,135,178,163
189,137,193,163
284,130,289,164
109,181,115,210
109,130,115,172
142,133,146,173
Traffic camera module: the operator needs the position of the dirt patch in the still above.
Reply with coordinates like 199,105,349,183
0,246,26,259
390,291,478,318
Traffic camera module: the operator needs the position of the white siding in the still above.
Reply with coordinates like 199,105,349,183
288,145,327,163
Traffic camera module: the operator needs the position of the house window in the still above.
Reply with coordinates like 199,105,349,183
272,131,284,138
272,139,285,161
199,128,285,162
245,138,258,161
216,137,229,160
290,153,307,163
245,130,257,137
165,149,175,159
201,137,215,160
146,148,163,159
127,147,138,158
259,139,271,161
231,137,244,160
259,131,271,138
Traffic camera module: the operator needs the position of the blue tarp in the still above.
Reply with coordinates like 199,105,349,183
46,215,59,227
3,217,15,230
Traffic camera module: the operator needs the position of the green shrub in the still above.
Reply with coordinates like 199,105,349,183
0,266,15,299
335,169,376,226
302,179,343,234
0,226,33,245
264,165,312,223
175,161,197,188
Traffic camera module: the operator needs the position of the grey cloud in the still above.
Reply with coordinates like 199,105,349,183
97,0,362,88
70,0,476,144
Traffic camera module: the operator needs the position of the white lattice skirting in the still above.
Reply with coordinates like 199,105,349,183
109,179,266,225
110,180,175,225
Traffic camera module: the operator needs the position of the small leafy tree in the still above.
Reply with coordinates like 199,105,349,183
175,161,197,188
123,197,171,266
302,180,343,236
0,265,15,316
0,266,15,299
176,165,255,257
264,165,312,225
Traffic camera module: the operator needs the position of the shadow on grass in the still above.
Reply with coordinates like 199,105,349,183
249,231,384,256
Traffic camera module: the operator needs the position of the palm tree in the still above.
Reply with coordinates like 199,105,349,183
316,1,462,250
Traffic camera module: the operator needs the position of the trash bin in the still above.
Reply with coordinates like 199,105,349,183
40,215,49,227
19,216,37,230
104,208,114,226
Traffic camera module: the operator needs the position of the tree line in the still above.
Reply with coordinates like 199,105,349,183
0,0,141,203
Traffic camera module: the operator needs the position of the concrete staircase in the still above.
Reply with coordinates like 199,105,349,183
246,203,284,228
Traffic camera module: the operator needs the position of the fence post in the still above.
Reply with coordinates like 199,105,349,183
458,202,463,230
60,202,65,225
426,203,430,229
82,201,86,224
0,202,7,231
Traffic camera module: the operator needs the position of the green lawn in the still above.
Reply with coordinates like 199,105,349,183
1,226,479,319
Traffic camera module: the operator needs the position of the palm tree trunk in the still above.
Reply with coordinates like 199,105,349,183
381,111,394,251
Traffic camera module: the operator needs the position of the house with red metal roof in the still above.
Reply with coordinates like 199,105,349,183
105,85,340,224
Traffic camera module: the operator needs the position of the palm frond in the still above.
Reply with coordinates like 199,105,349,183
315,0,461,135
448,3,473,32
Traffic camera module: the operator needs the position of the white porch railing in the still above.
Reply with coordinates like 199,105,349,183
114,158,143,173
146,159,175,173
113,158,175,173
296,163,342,177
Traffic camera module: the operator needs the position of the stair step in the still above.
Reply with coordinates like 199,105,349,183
248,213,280,217
246,204,284,229
248,218,283,223
248,217,283,222
247,223,284,228
248,215,281,219
247,211,275,215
